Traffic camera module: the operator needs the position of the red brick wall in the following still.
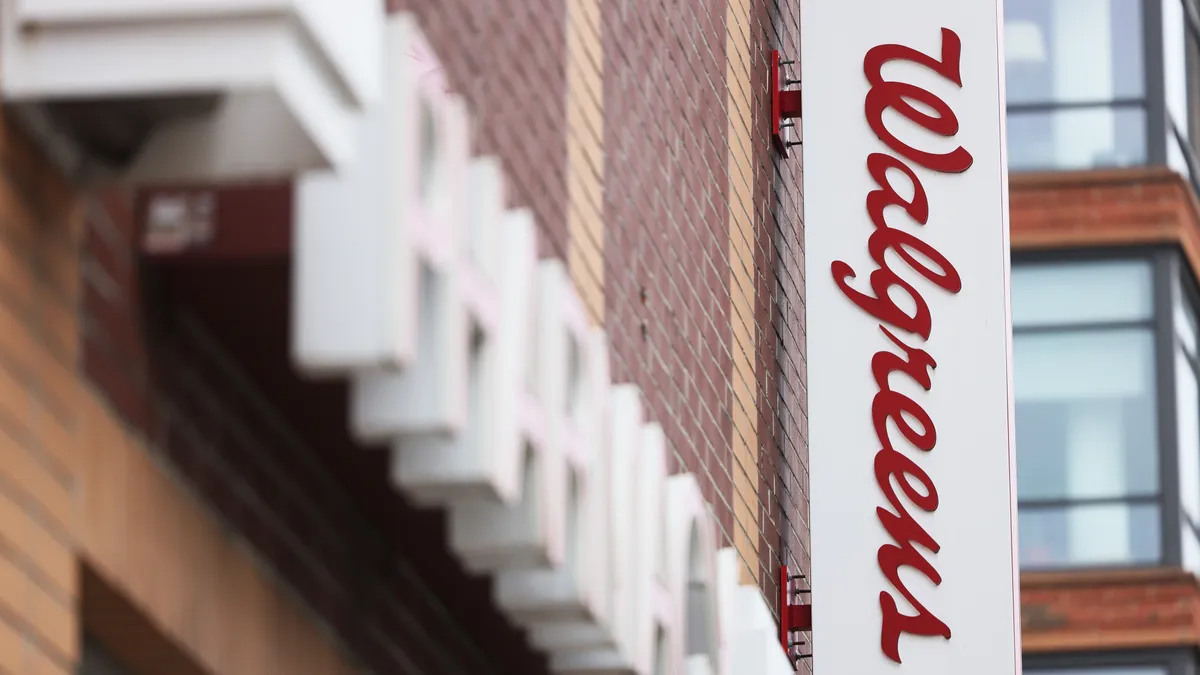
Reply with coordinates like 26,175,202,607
754,3,808,616
1021,570,1200,653
1010,168,1200,262
598,0,735,554
385,0,570,258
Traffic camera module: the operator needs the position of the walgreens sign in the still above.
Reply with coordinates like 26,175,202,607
800,2,1021,674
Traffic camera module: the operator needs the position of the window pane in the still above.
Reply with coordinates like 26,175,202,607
1018,503,1160,567
1005,0,1144,105
1012,260,1153,328
1184,523,1200,576
1007,106,1146,172
1177,345,1200,521
1175,275,1198,356
1169,125,1193,181
1189,23,1200,159
1015,329,1157,501
1165,0,1188,135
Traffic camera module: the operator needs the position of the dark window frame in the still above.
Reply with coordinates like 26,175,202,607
1011,246,1182,572
1171,247,1200,566
1024,647,1196,675
1173,0,1200,191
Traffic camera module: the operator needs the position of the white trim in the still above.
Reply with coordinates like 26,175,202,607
1,0,383,180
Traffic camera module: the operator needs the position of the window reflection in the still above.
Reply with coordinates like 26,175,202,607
1005,0,1144,105
1012,260,1161,569
1015,330,1158,501
1004,0,1146,172
1007,107,1146,172
1019,503,1160,568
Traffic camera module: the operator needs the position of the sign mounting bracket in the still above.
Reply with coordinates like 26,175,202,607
779,564,813,668
770,50,803,156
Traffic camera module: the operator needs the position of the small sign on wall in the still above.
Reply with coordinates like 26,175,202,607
800,1,1021,674
136,184,293,260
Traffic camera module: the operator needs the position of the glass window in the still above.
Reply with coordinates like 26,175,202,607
1183,520,1200,574
1175,278,1198,352
1020,503,1160,567
1005,0,1144,106
1175,345,1200,517
1013,259,1161,569
1166,0,1189,136
1187,15,1200,161
1012,260,1154,327
1004,0,1146,172
1175,276,1200,574
1015,331,1158,500
1007,107,1147,172
1169,126,1194,183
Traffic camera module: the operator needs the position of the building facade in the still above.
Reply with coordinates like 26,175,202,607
0,2,808,675
1010,1,1200,674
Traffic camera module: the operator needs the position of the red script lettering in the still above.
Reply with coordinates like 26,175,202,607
833,27,970,664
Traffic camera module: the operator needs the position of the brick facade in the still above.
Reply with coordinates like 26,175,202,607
0,2,813,675
0,100,367,675
1021,570,1200,654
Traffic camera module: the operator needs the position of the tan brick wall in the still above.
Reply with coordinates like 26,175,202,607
565,0,606,325
0,109,359,675
0,106,83,675
725,0,761,587
76,388,360,675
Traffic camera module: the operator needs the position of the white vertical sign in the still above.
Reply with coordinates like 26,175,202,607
800,2,1021,674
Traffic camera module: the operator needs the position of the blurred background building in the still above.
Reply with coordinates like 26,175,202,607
1009,1,1200,674
0,1,1196,675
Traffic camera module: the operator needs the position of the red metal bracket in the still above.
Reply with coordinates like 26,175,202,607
770,51,803,156
779,565,812,664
